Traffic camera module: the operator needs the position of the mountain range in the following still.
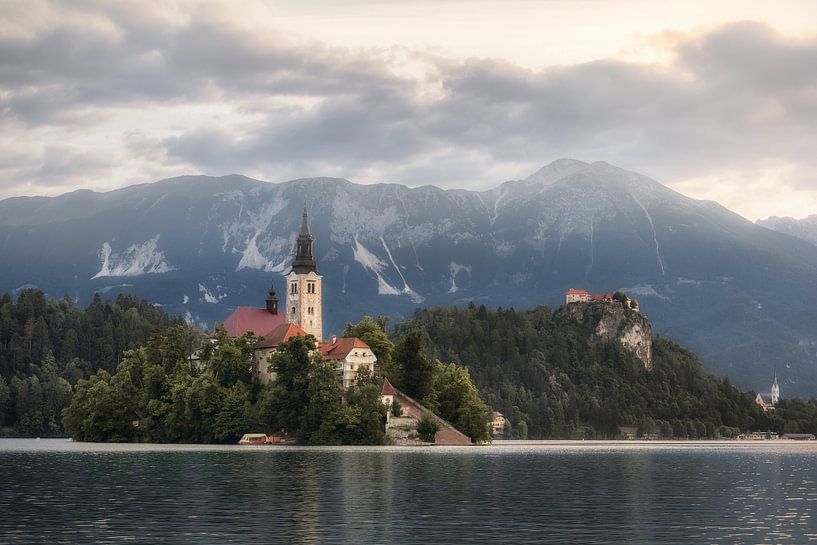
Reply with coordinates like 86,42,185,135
757,215,817,247
2,159,817,394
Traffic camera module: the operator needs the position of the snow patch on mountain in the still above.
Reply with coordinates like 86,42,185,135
233,198,290,271
199,283,226,304
380,237,424,303
448,262,472,293
353,236,400,295
236,232,267,271
92,236,175,279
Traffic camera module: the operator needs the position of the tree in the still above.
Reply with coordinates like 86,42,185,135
433,362,491,442
417,413,439,443
214,383,251,442
342,382,387,445
0,375,9,425
200,326,257,387
299,359,344,444
391,398,402,417
395,330,435,403
265,334,319,433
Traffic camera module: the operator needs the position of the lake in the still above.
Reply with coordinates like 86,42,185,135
1,439,816,544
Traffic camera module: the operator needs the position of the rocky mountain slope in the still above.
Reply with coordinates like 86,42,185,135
558,302,653,369
2,159,817,394
757,215,817,247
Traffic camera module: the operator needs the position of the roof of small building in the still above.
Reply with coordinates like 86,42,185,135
381,377,397,396
221,307,287,337
491,411,504,419
320,337,372,360
258,322,309,348
567,288,590,295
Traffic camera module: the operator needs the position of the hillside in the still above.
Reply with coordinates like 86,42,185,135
757,215,817,247
397,302,769,439
2,160,817,393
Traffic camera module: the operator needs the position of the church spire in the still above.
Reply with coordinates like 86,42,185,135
300,204,310,237
291,204,317,274
771,365,780,405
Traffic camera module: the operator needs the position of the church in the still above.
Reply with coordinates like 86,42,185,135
220,206,377,388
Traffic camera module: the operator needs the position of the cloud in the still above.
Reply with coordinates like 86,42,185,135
1,2,817,219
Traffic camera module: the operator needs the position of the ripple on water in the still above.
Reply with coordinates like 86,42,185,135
1,440,817,544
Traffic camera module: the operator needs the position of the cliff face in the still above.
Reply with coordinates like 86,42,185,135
557,302,653,369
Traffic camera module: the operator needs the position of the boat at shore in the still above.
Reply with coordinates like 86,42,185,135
238,433,283,445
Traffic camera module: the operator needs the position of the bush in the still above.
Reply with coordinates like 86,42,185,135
417,412,439,443
391,398,402,417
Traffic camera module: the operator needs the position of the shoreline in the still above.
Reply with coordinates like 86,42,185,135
2,437,816,453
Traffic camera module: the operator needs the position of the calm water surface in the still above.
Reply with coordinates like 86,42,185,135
1,439,817,544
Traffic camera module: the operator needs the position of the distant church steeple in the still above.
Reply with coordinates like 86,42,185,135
771,368,780,405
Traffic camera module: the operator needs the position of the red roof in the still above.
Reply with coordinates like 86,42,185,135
221,307,287,337
258,323,309,348
320,337,371,360
381,377,396,396
592,294,604,301
567,288,591,295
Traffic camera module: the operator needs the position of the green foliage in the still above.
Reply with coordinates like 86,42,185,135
396,304,772,439
432,362,491,443
263,336,387,445
0,375,9,424
390,398,402,417
417,412,439,442
64,325,252,443
214,383,252,442
763,398,817,435
200,326,258,386
0,289,179,434
265,334,320,433
395,330,435,403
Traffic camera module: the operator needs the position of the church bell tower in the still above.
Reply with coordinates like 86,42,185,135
285,205,323,341
771,370,780,406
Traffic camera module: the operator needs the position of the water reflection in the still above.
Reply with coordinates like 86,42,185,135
1,440,817,544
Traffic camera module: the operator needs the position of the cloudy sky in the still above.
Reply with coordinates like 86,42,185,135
1,0,816,220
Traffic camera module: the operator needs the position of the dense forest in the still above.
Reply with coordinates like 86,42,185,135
61,320,490,444
63,327,388,444
5,289,817,441
0,290,181,435
395,303,808,439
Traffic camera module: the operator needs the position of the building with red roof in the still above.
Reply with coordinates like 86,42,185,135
222,306,287,337
320,336,377,389
216,215,376,388
565,288,641,313
565,288,592,304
